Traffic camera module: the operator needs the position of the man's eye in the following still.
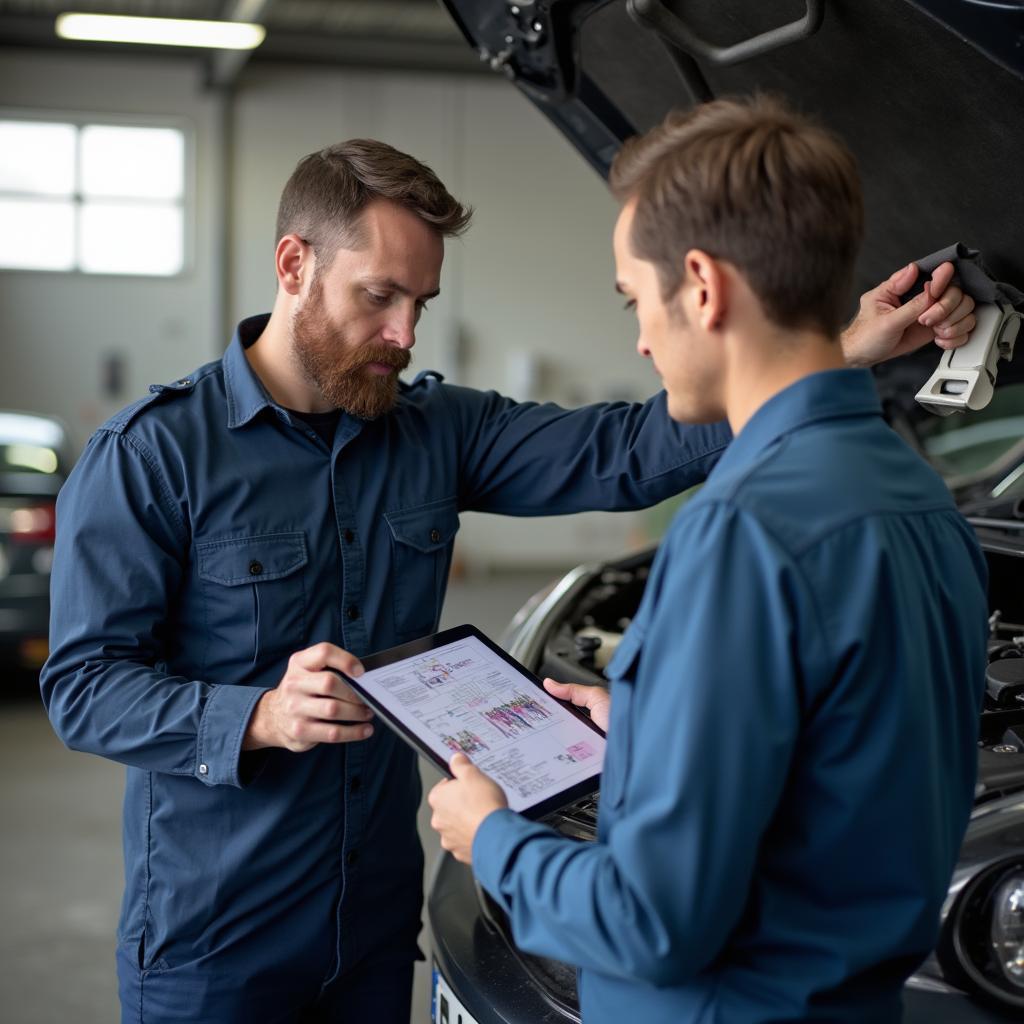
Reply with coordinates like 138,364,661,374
366,291,389,305
417,301,430,314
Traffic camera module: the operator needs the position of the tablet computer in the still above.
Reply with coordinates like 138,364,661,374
342,624,606,820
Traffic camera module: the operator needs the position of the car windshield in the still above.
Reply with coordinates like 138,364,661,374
915,383,1024,484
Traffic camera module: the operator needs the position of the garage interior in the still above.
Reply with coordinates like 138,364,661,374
3,1,1024,1023
0,2,662,1021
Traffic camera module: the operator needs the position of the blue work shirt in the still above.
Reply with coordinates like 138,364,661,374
40,315,729,1021
473,368,989,1024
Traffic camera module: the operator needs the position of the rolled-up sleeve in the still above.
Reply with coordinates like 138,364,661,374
472,503,815,984
40,429,267,787
439,384,731,514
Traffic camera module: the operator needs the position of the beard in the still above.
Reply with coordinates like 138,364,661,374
290,277,411,420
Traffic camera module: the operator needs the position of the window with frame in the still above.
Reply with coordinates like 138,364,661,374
0,117,186,276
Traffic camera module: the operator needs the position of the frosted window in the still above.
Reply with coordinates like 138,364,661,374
80,202,183,275
0,120,76,195
0,198,75,271
81,126,184,200
0,117,186,276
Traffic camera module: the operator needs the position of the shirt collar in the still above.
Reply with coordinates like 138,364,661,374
711,367,883,478
223,314,278,429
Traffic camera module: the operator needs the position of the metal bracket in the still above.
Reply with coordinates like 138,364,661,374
916,302,1022,416
626,0,825,67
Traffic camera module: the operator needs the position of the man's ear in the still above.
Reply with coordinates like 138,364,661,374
275,234,312,296
685,249,727,331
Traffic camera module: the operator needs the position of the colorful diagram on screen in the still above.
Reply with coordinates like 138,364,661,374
481,693,552,737
360,636,605,811
441,730,490,755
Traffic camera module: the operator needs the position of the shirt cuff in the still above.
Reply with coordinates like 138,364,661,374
472,807,548,910
195,684,269,788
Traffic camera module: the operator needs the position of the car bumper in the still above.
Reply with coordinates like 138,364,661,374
0,576,50,664
428,852,1016,1024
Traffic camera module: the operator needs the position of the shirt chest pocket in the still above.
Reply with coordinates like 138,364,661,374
600,627,644,811
195,532,308,663
384,499,460,641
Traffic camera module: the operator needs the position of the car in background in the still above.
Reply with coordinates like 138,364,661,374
427,1,1024,1022
0,411,73,671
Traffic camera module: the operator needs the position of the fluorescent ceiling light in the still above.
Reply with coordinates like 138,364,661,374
55,13,266,50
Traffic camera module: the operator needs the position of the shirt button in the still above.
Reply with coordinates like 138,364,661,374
350,775,362,794
249,560,264,576
346,849,359,866
430,528,441,543
343,529,355,544
347,605,360,621
198,763,209,775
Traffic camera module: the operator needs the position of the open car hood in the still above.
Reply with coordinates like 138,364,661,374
440,0,1024,406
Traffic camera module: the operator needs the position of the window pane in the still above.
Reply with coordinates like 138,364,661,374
0,120,76,195
79,202,183,275
0,198,75,270
81,126,184,200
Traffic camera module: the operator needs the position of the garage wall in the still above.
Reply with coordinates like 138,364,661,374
0,52,666,568
0,49,223,448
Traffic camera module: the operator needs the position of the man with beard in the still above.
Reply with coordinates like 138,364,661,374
41,138,977,1024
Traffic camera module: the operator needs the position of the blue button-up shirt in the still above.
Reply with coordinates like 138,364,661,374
474,368,989,1024
40,315,729,1016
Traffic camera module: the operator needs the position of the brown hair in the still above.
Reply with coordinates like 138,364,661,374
610,95,864,336
276,139,472,270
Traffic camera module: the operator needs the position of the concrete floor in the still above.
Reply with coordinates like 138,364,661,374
0,569,558,1024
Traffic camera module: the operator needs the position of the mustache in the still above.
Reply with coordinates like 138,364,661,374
353,345,411,372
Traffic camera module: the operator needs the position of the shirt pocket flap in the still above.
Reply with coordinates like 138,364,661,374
604,625,644,685
384,500,460,553
196,532,308,586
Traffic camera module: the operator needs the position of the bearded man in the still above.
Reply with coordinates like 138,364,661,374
41,138,977,1024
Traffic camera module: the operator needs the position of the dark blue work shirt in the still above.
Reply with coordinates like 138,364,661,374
40,315,729,1018
474,369,989,1023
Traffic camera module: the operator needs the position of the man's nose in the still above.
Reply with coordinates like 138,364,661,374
636,336,650,358
381,308,417,349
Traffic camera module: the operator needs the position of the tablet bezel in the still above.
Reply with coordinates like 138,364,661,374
341,623,606,821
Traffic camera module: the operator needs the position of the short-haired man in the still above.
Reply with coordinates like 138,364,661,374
429,98,989,1023
44,134,975,1023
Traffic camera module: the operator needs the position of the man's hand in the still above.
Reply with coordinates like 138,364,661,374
243,642,374,752
543,677,611,732
842,261,977,367
428,753,507,864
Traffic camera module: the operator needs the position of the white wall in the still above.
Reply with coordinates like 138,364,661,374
1,52,665,568
0,50,223,447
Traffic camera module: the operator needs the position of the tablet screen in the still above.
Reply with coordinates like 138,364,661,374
352,629,605,815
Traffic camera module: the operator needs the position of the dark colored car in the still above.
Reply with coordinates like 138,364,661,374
427,1,1024,1022
0,411,73,670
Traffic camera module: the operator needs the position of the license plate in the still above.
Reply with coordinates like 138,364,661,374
432,964,481,1024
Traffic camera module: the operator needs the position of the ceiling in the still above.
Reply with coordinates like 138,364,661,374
0,0,485,82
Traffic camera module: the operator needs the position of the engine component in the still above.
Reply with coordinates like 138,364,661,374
987,658,1024,708
574,626,622,670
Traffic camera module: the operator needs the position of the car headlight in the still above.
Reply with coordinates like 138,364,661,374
992,871,1024,988
946,858,1024,1010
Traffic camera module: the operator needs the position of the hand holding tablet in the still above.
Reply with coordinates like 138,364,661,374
341,624,607,819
